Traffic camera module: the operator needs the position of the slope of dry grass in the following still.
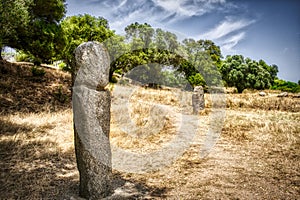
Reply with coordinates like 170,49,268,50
0,61,77,199
0,61,299,199
0,60,71,114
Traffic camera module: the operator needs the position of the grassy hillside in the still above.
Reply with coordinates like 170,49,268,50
0,61,299,199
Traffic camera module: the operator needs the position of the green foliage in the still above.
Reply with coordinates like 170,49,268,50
271,79,300,93
31,66,45,77
110,76,118,83
60,14,114,71
0,0,32,49
125,22,155,50
220,55,278,93
0,0,66,63
58,62,68,71
188,73,206,87
126,63,164,84
180,38,222,87
161,69,187,88
16,51,34,62
111,23,222,88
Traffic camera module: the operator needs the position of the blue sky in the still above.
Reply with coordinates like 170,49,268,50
66,0,300,82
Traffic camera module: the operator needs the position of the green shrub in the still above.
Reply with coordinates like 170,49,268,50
16,52,34,62
110,75,118,83
58,62,69,71
33,59,41,66
271,79,300,93
31,66,46,77
187,73,206,87
114,69,123,75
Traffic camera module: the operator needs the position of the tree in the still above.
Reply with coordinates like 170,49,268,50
125,22,154,50
0,0,66,62
114,23,180,84
60,14,114,71
111,23,221,89
180,38,222,87
220,55,278,93
0,0,32,59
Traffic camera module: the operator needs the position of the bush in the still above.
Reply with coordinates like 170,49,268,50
58,62,69,71
271,79,300,93
110,75,118,83
187,73,206,87
33,59,41,66
16,52,34,62
31,66,46,77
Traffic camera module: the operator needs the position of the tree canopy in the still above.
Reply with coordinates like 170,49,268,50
1,7,282,92
0,0,66,62
219,55,278,92
59,14,114,71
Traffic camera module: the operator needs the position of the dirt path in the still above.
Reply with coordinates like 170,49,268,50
105,109,299,199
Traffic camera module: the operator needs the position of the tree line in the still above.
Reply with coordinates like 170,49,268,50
1,0,299,92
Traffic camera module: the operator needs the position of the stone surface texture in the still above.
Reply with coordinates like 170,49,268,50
72,41,112,199
192,86,205,114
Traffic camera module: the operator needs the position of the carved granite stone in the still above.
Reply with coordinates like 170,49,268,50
192,86,205,114
72,41,112,199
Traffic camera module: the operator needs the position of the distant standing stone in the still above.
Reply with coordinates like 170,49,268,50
192,86,205,114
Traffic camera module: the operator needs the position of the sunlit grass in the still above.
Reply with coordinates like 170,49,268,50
1,61,299,199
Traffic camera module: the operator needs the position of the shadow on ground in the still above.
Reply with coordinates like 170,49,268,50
0,118,168,199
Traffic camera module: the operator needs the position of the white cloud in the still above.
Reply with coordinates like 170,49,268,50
199,18,255,40
221,32,246,53
152,0,226,19
197,17,255,53
106,0,228,32
66,0,248,49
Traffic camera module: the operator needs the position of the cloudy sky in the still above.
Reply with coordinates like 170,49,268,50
66,0,300,82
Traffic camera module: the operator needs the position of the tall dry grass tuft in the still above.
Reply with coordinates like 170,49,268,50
222,109,300,155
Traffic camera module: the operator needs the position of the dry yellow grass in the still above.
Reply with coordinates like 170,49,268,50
110,86,183,153
1,61,299,199
0,110,77,199
226,92,300,112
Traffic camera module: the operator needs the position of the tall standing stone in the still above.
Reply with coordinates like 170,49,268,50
72,41,112,199
192,86,205,114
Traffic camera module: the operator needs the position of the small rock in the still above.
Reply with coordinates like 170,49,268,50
259,91,266,96
278,92,288,97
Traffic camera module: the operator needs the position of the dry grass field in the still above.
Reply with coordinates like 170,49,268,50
0,60,299,199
